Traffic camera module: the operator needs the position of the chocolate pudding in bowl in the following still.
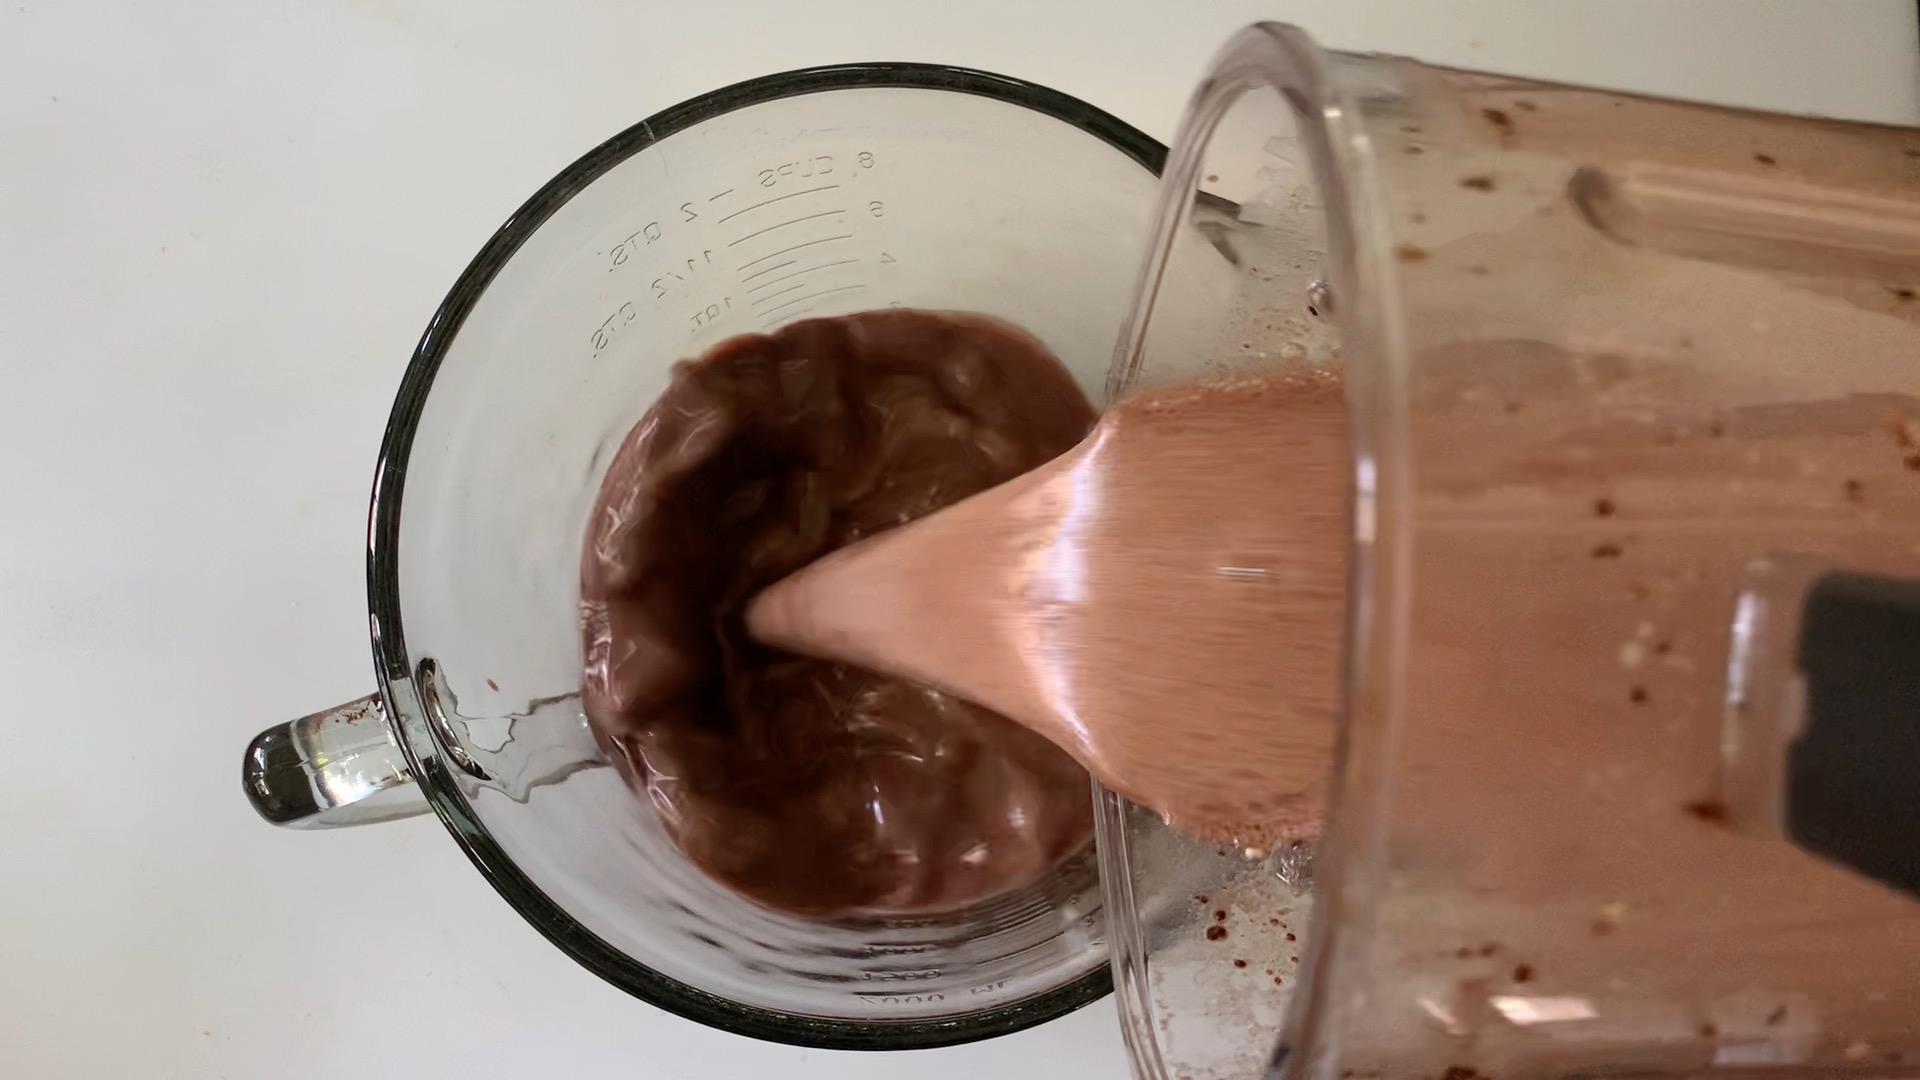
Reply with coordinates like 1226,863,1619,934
580,310,1097,918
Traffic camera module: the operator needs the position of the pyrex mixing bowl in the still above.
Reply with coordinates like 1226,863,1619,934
241,64,1168,1048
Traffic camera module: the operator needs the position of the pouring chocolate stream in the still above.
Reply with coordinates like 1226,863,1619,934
749,368,1348,843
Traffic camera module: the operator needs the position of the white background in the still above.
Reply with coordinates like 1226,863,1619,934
2,2,1915,1077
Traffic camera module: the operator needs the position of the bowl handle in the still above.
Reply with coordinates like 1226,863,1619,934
242,694,430,828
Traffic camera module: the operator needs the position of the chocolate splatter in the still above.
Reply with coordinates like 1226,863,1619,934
1685,799,1730,825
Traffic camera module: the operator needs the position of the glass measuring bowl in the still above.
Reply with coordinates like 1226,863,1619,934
240,64,1167,1048
1100,22,1920,1080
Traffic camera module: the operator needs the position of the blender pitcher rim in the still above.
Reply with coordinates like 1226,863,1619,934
363,62,1165,1050
1090,21,1410,1078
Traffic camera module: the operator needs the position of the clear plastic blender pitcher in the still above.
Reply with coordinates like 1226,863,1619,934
241,64,1168,1048
1100,23,1920,1080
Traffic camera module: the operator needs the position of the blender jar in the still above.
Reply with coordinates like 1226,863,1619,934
242,64,1168,1048
1101,23,1920,1080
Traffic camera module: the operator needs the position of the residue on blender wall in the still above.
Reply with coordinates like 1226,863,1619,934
1116,800,1318,1080
1317,67,1920,1077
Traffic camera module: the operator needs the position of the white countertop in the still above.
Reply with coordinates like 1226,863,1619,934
2,1,1914,1077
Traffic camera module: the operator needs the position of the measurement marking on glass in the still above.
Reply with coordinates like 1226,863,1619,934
717,184,841,223
745,259,860,294
750,281,813,306
740,259,798,283
707,189,733,202
726,209,846,247
761,307,815,327
738,234,852,271
760,283,865,316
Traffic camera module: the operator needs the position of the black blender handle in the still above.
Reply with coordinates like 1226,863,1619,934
1790,571,1920,900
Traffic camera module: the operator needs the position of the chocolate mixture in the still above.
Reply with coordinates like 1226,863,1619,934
580,310,1096,918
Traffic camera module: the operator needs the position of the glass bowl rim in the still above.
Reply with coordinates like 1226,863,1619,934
364,61,1166,1050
